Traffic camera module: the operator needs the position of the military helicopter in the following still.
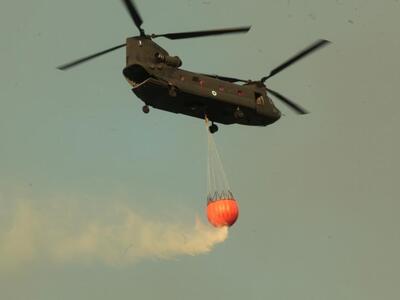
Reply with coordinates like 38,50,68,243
58,0,330,134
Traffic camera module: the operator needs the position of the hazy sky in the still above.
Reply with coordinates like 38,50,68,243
1,0,400,299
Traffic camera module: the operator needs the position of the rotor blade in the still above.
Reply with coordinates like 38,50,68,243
200,74,248,83
121,0,144,34
57,43,126,70
152,26,251,40
267,88,308,114
261,39,330,82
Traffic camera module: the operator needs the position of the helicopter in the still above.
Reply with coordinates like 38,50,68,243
58,0,330,134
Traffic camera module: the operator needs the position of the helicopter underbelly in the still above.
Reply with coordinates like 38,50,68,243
130,78,276,126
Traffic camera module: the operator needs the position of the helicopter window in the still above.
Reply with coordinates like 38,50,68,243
257,96,265,105
255,93,265,105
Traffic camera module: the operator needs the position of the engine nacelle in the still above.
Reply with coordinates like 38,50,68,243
155,53,182,68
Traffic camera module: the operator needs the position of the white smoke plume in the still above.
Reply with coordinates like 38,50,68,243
0,202,228,270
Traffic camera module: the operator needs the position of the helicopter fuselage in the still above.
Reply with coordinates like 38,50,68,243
123,36,281,126
58,0,329,130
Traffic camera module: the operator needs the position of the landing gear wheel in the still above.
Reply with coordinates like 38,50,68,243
142,105,150,114
234,107,244,119
209,123,218,134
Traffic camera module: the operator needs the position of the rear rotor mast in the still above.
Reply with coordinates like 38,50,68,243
57,0,251,70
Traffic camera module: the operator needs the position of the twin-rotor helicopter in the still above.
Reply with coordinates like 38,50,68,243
58,0,330,134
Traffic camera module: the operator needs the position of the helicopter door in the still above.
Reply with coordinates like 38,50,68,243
255,92,267,113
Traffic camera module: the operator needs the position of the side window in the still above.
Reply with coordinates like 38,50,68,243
255,93,265,105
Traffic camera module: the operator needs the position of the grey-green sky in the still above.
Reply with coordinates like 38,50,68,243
1,0,400,299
